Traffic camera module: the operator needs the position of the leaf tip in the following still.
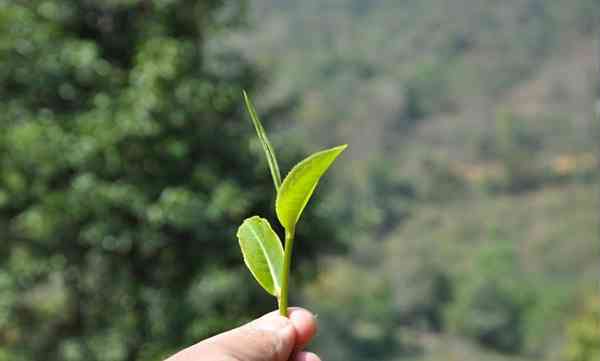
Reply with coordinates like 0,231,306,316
336,144,349,152
328,144,348,158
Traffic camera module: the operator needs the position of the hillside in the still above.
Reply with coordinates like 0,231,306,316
236,1,599,361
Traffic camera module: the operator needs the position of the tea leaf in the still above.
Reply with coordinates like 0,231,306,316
237,216,284,296
276,144,347,232
243,90,282,191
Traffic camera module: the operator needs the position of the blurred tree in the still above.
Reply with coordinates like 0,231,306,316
365,162,416,238
0,1,341,360
394,262,453,333
563,294,600,361
304,260,400,361
479,111,543,193
446,243,536,354
419,157,466,202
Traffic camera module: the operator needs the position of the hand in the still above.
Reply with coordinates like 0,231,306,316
165,307,320,361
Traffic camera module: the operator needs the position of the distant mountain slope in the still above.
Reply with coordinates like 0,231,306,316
241,0,597,165
237,2,599,361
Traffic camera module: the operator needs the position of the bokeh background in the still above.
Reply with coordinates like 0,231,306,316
1,0,599,360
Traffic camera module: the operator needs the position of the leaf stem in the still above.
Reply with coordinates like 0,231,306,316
278,228,295,317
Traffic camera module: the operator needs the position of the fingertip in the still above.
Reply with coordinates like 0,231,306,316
293,351,321,361
288,307,318,349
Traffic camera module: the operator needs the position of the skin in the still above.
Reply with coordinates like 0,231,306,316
165,307,320,361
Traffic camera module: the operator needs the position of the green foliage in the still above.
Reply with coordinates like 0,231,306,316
237,216,284,296
446,243,535,354
238,93,346,315
481,111,544,193
0,1,344,360
276,144,348,233
245,1,599,360
243,91,282,191
2,1,598,361
418,157,467,202
378,180,599,360
564,294,600,361
305,260,400,360
363,162,417,237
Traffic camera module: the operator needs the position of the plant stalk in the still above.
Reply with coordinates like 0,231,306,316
278,228,295,317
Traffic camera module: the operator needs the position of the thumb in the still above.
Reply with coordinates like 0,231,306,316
166,308,318,361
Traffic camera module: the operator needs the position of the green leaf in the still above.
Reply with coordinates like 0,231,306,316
237,216,284,296
276,144,347,232
243,90,282,191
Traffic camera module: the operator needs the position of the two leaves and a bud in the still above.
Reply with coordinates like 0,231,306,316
237,91,347,316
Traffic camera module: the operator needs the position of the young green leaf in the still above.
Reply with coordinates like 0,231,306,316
237,216,284,296
276,144,347,232
242,90,282,191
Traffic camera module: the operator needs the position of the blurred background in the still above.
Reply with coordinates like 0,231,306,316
0,0,598,360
